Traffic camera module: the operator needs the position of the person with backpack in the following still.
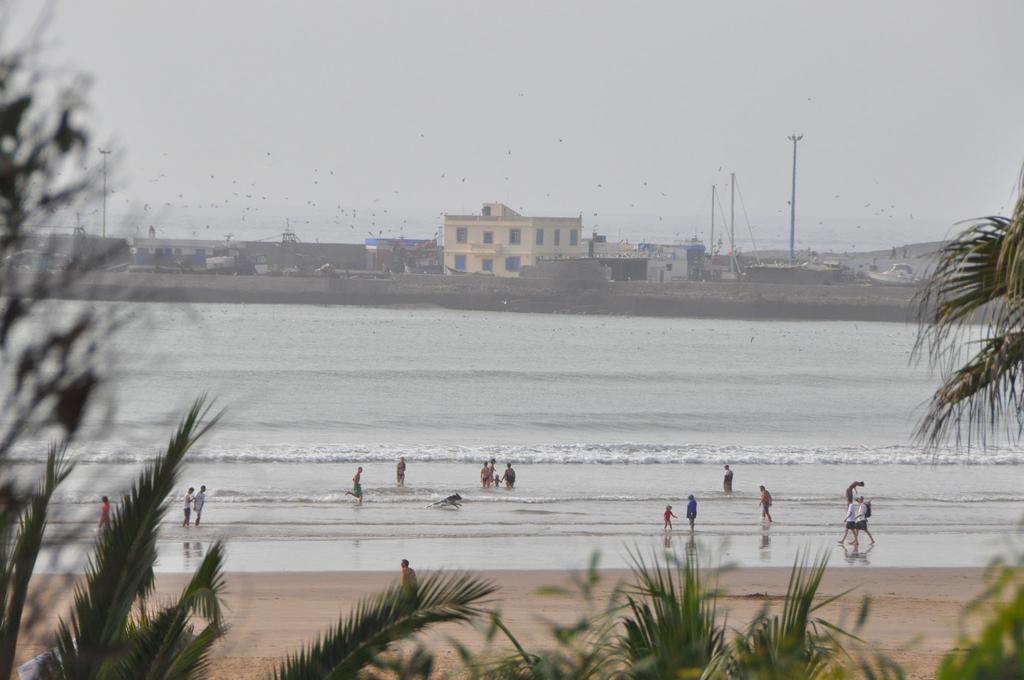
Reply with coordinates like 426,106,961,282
855,496,875,545
838,498,859,544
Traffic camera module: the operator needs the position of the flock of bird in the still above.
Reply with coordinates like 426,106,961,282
56,89,995,251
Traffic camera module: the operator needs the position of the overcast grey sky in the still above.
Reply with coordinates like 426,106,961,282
23,0,1024,249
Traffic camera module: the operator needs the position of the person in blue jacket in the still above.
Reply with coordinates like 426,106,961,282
686,494,698,532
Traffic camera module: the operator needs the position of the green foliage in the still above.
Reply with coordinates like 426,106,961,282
52,397,223,679
0,444,72,676
108,541,227,680
0,30,105,455
477,550,887,680
936,556,1024,679
707,552,863,679
915,172,1024,446
272,570,496,680
616,550,725,679
475,552,624,679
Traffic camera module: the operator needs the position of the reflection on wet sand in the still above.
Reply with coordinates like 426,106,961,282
182,541,204,570
842,544,874,566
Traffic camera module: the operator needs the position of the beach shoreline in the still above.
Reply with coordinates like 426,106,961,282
17,567,992,679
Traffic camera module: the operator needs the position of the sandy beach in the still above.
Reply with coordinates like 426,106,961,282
16,566,992,679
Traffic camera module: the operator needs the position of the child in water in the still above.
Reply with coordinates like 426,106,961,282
663,504,677,531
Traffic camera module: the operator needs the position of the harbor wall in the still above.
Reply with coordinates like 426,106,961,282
33,271,918,322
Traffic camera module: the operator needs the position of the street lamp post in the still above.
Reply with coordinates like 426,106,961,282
787,134,803,265
98,148,112,238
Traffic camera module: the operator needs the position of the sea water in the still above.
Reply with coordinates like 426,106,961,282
9,303,1024,571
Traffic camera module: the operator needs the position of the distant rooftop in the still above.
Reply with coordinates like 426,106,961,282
445,202,579,221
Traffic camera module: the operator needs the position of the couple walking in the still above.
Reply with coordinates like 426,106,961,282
182,485,207,527
839,481,875,545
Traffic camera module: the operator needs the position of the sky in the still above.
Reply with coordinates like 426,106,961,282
11,0,1024,252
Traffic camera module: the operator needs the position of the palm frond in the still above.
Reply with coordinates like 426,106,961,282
473,555,625,680
914,169,1024,447
708,551,861,679
615,549,725,679
272,570,495,680
0,442,72,677
915,332,1024,446
110,542,227,680
53,397,220,678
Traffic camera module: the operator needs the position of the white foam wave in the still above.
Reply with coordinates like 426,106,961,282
20,441,1024,466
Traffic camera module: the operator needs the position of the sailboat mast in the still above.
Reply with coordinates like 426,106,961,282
710,185,716,260
730,173,736,273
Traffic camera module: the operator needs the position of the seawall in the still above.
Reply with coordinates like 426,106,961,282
37,272,918,322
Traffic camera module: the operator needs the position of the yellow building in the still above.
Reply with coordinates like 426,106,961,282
443,203,585,277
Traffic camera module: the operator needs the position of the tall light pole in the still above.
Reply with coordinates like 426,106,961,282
98,148,112,238
787,134,803,265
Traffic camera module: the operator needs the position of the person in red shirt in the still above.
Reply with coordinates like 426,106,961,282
98,496,110,533
663,504,677,531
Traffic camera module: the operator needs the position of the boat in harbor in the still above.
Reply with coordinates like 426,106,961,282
867,263,919,286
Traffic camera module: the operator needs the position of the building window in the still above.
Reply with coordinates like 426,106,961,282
482,259,493,272
570,229,579,246
509,228,521,245
554,229,561,246
483,231,493,244
505,256,521,272
456,228,468,243
535,229,544,246
454,254,466,270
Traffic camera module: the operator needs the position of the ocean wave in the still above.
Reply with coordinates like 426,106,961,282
18,442,1024,466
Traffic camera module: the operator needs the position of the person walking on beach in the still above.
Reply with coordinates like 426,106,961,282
855,496,875,545
194,485,207,526
98,496,111,533
663,504,677,531
759,485,773,523
396,457,406,487
345,467,364,505
723,465,733,493
480,462,491,488
182,487,195,527
686,494,698,532
400,559,417,591
501,463,516,489
846,481,865,504
839,498,859,544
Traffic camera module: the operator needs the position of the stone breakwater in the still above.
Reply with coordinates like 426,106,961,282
37,271,917,322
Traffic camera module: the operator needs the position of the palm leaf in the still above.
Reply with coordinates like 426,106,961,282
0,442,72,677
915,170,1024,447
109,541,227,680
615,549,725,679
475,555,623,680
707,551,861,679
272,570,495,680
53,397,220,678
